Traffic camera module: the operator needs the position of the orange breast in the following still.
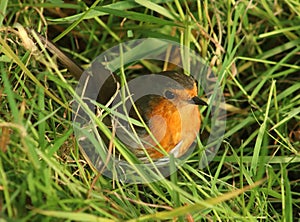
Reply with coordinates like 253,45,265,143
139,99,200,159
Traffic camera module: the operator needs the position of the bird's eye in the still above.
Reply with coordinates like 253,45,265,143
164,90,175,99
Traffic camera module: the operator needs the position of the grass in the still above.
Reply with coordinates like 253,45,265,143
1,0,300,221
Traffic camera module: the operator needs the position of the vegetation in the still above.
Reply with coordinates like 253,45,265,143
0,0,299,221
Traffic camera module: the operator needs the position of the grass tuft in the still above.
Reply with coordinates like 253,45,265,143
0,0,300,221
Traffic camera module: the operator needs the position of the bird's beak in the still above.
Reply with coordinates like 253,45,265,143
191,96,207,106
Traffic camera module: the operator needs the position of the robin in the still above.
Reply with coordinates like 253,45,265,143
118,71,207,161
38,35,207,162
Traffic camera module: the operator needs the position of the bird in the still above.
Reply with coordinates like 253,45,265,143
36,34,207,163
120,71,207,162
